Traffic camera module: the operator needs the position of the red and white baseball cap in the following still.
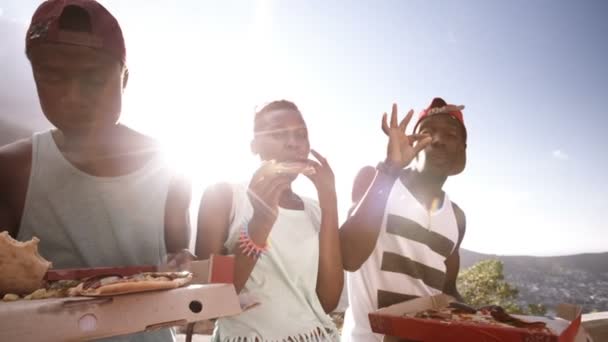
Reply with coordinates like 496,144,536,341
414,97,467,141
26,0,126,65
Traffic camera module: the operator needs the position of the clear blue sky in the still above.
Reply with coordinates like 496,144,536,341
1,0,606,256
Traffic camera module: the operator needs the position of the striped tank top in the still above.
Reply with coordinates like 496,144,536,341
342,173,460,342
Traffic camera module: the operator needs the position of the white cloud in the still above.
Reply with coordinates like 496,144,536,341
552,149,569,160
0,8,4,17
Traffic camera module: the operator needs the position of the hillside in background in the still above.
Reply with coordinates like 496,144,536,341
460,249,608,313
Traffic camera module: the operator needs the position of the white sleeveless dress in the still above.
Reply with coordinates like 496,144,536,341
212,183,339,342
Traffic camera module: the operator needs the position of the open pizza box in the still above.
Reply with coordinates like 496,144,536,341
0,255,240,342
369,294,582,342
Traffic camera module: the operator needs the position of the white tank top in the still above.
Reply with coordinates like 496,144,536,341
17,130,175,342
342,174,460,342
213,183,339,342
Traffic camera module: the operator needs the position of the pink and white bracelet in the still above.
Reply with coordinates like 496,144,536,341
238,223,269,259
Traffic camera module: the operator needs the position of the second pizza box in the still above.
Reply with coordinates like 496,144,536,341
368,294,582,342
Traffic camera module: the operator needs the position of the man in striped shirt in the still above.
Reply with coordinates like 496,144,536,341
340,98,468,342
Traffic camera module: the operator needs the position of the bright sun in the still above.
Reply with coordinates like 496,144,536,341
120,0,276,188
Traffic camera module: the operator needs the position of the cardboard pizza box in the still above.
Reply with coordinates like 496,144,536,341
369,294,582,342
0,255,240,342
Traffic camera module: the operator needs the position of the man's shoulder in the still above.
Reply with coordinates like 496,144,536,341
0,138,33,176
0,137,33,156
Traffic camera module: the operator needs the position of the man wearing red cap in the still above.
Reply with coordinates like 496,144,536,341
340,98,468,342
0,1,189,341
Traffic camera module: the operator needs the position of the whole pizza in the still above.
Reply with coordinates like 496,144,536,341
405,302,551,334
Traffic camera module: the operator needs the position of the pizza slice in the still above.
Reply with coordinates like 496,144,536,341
406,304,551,333
264,160,317,176
69,271,193,297
2,279,82,301
268,160,316,176
1,231,193,300
4,272,193,301
24,279,82,300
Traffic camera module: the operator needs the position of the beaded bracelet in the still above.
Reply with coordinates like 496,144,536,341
238,223,269,259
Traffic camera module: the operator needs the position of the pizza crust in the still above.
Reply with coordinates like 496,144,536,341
2,293,20,301
72,273,193,297
0,231,52,295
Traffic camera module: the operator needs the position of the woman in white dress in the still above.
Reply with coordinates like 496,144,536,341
196,100,343,342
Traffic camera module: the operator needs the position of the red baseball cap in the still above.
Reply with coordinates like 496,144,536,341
414,97,467,141
25,0,126,65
